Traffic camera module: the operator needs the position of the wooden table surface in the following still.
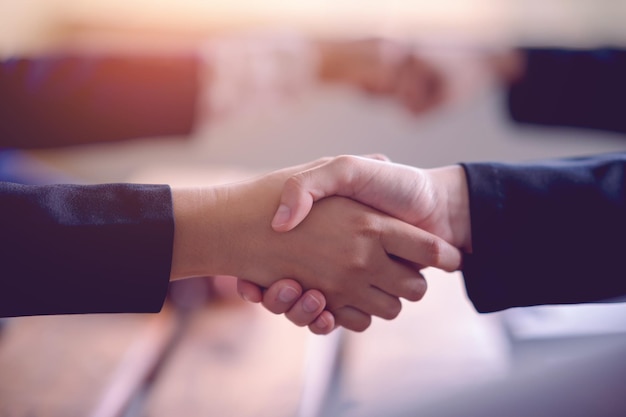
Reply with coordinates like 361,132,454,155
0,270,509,417
0,295,312,417
0,310,176,417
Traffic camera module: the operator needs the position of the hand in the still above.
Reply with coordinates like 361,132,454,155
271,155,472,252
230,194,448,332
317,38,444,115
238,279,336,335
237,155,384,334
255,155,469,333
171,158,461,332
317,38,525,117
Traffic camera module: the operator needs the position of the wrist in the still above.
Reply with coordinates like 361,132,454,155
428,165,472,253
170,177,290,286
170,186,230,280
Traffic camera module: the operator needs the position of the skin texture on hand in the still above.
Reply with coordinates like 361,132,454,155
271,155,472,252
170,158,462,332
249,155,471,334
237,279,337,334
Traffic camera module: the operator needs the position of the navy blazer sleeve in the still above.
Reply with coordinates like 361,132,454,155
0,182,174,317
506,48,626,134
0,54,200,149
461,153,626,313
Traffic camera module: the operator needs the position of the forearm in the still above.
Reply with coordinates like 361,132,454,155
170,186,236,280
0,182,173,317
0,54,200,149
506,48,626,133
461,153,626,312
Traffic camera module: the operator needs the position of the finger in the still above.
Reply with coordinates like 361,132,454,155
284,289,327,326
271,168,329,232
272,155,382,232
380,218,463,272
370,264,428,303
237,279,264,303
308,311,336,335
260,279,303,314
333,306,372,332
338,279,404,320
355,287,402,320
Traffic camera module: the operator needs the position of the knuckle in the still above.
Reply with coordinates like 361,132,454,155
342,242,375,274
424,236,443,267
317,156,333,164
345,255,369,274
350,212,381,239
284,174,306,192
332,155,359,173
343,230,382,275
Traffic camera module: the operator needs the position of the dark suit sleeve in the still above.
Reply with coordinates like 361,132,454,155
460,152,626,313
506,49,626,134
0,54,200,149
0,182,174,317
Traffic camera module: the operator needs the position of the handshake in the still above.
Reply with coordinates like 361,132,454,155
170,155,472,334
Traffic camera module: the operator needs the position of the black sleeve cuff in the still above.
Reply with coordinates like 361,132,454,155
460,153,626,313
0,183,174,317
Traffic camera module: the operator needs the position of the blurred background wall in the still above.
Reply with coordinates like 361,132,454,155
2,0,626,55
2,0,625,179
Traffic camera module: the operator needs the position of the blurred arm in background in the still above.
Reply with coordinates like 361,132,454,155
0,35,444,149
331,42,626,134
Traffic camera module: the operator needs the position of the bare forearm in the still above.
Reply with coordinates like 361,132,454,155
171,187,217,280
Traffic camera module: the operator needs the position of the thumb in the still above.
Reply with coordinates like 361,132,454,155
270,172,320,232
271,155,388,232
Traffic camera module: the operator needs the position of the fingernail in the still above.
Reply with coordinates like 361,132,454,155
278,286,299,303
314,315,328,329
272,204,291,228
302,295,321,313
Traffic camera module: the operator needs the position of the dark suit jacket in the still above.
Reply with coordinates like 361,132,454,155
460,48,626,312
462,152,626,312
